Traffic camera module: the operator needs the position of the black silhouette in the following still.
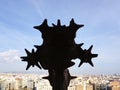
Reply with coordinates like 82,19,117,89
21,19,98,90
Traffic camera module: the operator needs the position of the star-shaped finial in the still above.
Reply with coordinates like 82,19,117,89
21,49,41,70
78,45,98,67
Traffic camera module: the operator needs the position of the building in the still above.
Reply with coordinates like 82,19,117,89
68,85,76,90
108,80,120,90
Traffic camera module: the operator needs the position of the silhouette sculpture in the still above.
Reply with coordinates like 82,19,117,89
21,19,98,90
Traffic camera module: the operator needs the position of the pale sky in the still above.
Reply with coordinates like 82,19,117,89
0,0,120,75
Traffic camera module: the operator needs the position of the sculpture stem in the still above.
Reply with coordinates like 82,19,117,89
48,68,70,90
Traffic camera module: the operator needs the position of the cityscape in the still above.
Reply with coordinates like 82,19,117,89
0,73,120,90
0,0,120,90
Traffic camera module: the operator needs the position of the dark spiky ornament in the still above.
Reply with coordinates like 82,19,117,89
21,18,98,90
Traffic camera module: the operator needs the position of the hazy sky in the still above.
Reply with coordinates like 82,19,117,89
0,0,120,75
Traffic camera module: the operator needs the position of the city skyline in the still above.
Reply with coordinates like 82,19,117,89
0,0,120,74
0,73,120,90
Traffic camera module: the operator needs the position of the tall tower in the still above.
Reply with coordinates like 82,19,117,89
9,83,11,90
33,82,37,90
83,82,86,90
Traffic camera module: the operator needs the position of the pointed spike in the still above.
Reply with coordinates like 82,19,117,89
63,61,75,69
22,59,27,61
88,60,94,67
20,57,26,59
79,24,84,28
42,76,49,80
33,19,48,30
33,26,39,29
32,49,35,53
70,18,84,30
34,45,40,49
75,24,84,29
70,18,75,26
42,19,48,26
52,23,56,27
57,19,61,26
78,43,84,47
88,45,93,51
36,63,42,69
70,76,77,80
92,54,98,58
89,63,94,67
32,65,34,67
26,64,31,70
34,45,38,48
71,18,74,23
25,49,30,55
78,61,83,67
